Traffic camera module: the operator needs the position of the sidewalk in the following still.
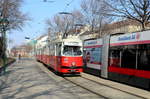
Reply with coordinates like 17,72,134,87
0,59,102,99
0,59,52,99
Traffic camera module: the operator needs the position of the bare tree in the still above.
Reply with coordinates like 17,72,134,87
0,0,27,59
81,0,98,31
80,0,112,37
45,14,66,39
104,0,150,31
45,10,84,39
0,0,28,30
71,10,85,26
0,37,3,57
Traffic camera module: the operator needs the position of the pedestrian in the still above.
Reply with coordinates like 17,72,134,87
19,54,21,60
17,54,21,63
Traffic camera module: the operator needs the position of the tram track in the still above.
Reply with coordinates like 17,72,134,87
64,75,146,99
38,62,108,98
80,76,147,99
64,76,109,99
38,62,147,99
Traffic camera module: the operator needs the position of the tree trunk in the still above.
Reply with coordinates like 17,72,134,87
141,22,146,31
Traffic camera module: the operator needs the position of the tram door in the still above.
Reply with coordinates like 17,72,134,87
101,35,110,78
55,43,62,70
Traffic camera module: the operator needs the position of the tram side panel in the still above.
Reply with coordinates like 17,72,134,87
83,39,103,76
41,48,45,63
49,43,56,71
43,47,47,64
101,35,110,78
108,31,150,89
38,49,43,62
54,43,61,72
45,46,50,65
39,49,42,62
36,49,42,62
48,43,61,72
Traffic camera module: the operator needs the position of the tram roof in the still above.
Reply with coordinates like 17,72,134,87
51,35,82,43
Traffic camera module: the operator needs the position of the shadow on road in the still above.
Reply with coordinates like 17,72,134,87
0,58,101,99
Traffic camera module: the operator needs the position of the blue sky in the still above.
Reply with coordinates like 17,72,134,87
9,0,81,48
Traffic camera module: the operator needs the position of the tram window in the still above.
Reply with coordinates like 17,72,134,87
56,44,61,56
63,46,82,56
138,44,150,71
121,45,137,69
109,45,137,69
90,47,102,64
43,47,46,55
59,44,62,55
49,44,54,55
46,46,49,55
109,46,121,67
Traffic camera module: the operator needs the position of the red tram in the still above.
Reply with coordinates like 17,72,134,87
36,36,83,74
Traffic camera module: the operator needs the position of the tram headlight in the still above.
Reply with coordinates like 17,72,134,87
72,62,76,66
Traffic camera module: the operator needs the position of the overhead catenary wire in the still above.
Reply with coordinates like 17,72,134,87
63,0,75,11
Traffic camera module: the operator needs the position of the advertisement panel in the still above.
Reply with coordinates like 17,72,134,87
84,39,102,70
110,31,150,46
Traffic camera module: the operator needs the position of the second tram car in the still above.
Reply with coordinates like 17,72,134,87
84,30,150,89
107,31,150,89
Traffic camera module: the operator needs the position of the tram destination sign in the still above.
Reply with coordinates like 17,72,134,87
84,39,102,47
64,42,81,46
110,30,150,46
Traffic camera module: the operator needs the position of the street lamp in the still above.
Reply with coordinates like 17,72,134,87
25,37,30,40
59,12,72,15
59,12,84,36
0,17,9,73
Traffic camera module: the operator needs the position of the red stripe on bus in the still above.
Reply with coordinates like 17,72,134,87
108,66,150,79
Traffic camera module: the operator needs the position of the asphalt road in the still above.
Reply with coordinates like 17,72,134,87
0,58,103,99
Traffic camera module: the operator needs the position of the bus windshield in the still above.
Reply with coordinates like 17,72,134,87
63,46,82,56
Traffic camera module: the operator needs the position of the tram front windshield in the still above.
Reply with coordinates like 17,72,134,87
63,45,82,56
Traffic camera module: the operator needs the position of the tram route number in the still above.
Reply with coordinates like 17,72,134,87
70,69,76,72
